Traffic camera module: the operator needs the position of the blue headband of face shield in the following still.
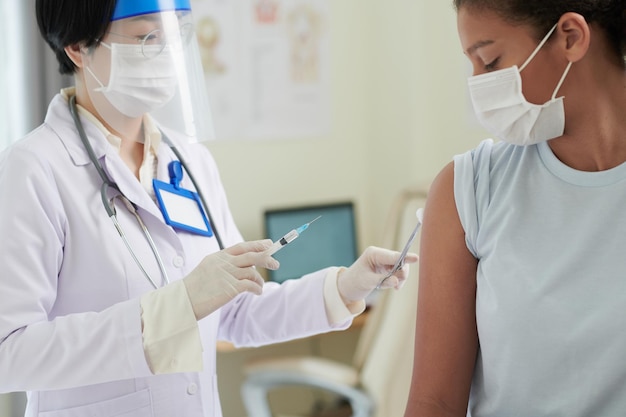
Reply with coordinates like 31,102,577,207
112,0,191,21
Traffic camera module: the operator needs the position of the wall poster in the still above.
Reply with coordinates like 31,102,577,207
191,0,331,140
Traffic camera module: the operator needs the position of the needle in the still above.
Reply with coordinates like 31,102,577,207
268,215,323,255
296,215,322,234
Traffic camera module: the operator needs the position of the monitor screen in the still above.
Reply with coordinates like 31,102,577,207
264,202,358,283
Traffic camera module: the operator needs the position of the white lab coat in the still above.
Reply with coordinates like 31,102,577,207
0,94,347,417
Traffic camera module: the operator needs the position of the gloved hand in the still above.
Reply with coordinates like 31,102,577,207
337,246,418,304
183,239,280,320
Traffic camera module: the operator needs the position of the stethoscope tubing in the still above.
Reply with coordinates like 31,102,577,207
68,95,225,289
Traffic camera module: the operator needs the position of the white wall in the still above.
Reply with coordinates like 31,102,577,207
214,0,490,414
206,0,373,248
0,1,71,150
205,0,489,253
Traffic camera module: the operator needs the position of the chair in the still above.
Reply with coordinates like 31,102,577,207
241,187,428,417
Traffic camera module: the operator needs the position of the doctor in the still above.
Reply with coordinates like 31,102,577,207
0,1,417,416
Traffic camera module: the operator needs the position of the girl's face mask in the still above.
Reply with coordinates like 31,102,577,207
468,24,572,146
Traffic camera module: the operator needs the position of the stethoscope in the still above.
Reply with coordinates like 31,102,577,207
68,95,225,289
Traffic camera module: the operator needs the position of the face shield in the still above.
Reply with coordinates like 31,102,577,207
81,0,214,143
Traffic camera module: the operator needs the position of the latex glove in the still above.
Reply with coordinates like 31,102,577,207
337,246,418,304
183,239,279,320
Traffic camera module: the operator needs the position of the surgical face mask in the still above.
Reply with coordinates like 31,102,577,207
467,24,572,146
86,42,179,118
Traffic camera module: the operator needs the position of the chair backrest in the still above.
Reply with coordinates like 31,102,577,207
352,187,428,417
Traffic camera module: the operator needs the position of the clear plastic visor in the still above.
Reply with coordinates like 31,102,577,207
81,11,214,143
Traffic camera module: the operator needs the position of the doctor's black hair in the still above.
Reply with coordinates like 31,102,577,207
36,0,117,75
453,0,626,61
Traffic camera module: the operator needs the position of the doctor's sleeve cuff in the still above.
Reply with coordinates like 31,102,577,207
140,280,203,374
323,267,366,326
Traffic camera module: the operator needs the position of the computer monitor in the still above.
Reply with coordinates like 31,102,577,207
264,202,358,283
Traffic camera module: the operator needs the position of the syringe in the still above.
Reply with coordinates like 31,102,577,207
267,215,322,255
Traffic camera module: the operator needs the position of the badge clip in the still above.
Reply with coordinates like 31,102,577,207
153,161,213,237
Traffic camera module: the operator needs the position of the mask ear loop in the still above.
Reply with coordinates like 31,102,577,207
517,23,571,100
84,66,107,90
81,42,112,92
519,23,559,72
551,61,572,100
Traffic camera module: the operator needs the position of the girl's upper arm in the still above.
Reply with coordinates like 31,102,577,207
405,161,479,417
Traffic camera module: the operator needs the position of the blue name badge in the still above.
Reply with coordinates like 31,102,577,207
153,161,213,237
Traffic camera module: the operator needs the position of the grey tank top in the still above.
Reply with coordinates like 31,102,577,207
454,139,626,416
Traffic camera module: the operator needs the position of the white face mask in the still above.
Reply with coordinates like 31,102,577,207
86,43,178,118
468,24,572,146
